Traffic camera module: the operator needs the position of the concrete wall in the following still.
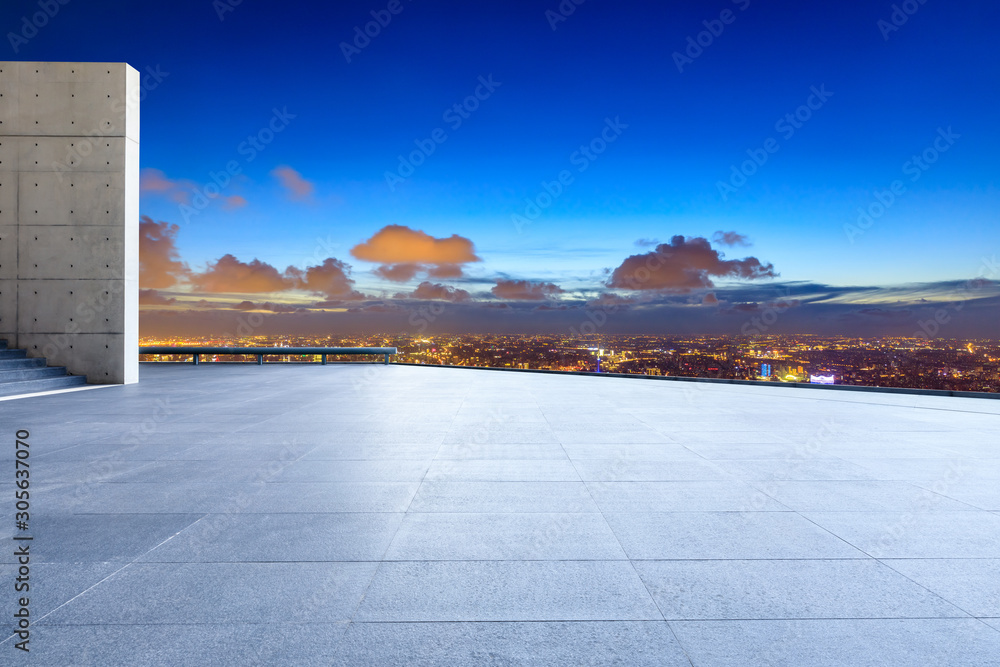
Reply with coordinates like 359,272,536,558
0,62,139,384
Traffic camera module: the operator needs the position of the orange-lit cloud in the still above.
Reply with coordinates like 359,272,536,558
222,195,248,210
607,235,776,291
427,263,464,279
272,166,315,201
140,169,193,205
373,263,422,283
190,254,293,293
712,231,751,247
491,279,564,300
139,217,189,288
351,225,481,266
290,258,365,300
142,168,247,210
702,292,719,305
395,281,471,302
138,289,177,306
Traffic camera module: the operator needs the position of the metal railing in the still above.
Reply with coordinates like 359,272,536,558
139,346,397,365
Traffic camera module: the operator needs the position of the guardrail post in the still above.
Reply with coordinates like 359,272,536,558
321,354,327,365
384,353,389,365
193,354,199,366
257,354,263,365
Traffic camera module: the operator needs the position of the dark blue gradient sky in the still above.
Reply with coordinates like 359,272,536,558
4,0,998,335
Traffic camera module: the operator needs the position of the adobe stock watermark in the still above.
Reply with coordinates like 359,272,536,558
7,0,70,54
384,74,502,191
878,0,930,41
844,126,959,244
717,84,833,201
340,0,415,63
213,0,243,21
672,0,752,73
180,106,297,223
512,116,628,232
874,458,966,555
545,0,586,31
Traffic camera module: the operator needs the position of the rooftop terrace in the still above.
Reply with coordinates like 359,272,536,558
3,364,1000,665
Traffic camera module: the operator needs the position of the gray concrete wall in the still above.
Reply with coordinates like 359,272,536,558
0,62,139,384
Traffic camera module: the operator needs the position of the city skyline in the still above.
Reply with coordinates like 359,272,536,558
4,0,998,337
140,332,1000,394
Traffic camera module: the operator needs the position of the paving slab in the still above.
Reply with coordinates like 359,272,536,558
333,621,689,666
138,513,405,562
383,512,627,560
669,619,1000,667
881,559,1000,617
604,511,865,560
42,562,379,625
355,561,662,622
635,559,968,620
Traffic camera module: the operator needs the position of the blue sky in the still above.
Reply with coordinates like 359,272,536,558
4,0,998,335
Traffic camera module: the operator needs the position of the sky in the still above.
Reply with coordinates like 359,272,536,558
4,0,999,337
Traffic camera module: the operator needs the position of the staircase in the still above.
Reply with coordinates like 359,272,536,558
0,340,88,397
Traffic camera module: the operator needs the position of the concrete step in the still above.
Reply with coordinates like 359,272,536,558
0,357,46,370
0,375,88,398
0,349,28,360
0,366,68,382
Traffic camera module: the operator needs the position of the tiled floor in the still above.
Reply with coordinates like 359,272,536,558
1,363,999,665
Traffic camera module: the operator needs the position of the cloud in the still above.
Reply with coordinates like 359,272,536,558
586,293,636,308
141,281,1000,339
635,238,659,248
373,263,422,283
289,258,365,300
139,168,200,205
222,195,247,210
395,281,471,302
138,289,177,306
343,304,393,313
702,293,719,305
139,169,189,204
351,225,481,266
491,279,565,301
139,216,189,288
374,262,469,283
427,264,464,279
607,235,776,291
848,307,914,320
718,299,800,315
271,166,315,201
190,254,293,293
233,300,301,313
712,231,751,247
141,168,247,210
